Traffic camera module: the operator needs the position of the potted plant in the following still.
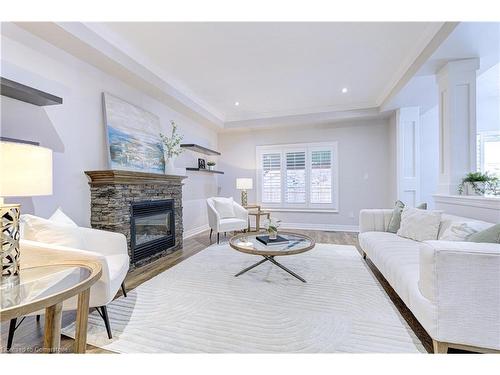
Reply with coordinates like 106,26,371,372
264,217,281,240
159,120,183,174
207,161,216,171
458,172,499,196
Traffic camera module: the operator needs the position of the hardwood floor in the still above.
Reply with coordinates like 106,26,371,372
1,229,436,354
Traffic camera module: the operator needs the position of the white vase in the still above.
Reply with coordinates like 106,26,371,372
164,155,176,175
465,182,485,196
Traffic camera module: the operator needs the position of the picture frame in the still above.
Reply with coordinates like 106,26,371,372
198,158,206,169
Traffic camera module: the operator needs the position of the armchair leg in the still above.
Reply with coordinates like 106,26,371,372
209,228,213,242
121,282,127,298
36,314,41,322
7,318,17,351
432,340,448,354
96,306,113,339
217,233,220,244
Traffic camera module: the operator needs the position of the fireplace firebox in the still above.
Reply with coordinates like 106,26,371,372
130,199,175,263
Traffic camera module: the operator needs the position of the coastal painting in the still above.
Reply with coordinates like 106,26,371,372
103,93,164,174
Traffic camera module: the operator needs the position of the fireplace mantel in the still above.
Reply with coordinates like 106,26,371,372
85,169,187,186
84,169,185,268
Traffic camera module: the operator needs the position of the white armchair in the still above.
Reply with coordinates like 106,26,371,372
6,226,129,350
207,197,248,243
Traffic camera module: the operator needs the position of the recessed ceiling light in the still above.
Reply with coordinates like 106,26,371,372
341,88,348,93
234,101,240,106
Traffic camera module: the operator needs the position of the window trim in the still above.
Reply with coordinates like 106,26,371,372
477,130,500,177
256,142,339,211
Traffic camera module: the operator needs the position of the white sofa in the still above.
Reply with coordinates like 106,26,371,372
358,209,500,353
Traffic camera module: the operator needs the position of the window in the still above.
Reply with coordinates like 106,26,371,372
256,142,338,210
261,153,281,203
477,132,500,178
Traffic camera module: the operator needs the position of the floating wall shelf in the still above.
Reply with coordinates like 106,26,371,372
186,168,224,175
1,77,63,106
180,144,221,156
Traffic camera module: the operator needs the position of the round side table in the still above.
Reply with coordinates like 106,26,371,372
1,261,102,353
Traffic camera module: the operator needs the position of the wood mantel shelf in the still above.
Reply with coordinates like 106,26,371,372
85,170,187,185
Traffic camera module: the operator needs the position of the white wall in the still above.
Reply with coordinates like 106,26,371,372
1,24,218,235
419,105,439,208
217,119,393,230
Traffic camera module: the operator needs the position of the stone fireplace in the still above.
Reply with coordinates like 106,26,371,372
85,170,186,268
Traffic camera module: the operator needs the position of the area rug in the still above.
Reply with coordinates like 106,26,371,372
62,243,425,353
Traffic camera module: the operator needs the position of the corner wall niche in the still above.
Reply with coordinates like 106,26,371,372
85,170,186,269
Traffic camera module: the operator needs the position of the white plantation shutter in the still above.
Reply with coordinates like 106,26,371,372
310,150,332,204
257,143,337,209
262,153,281,203
285,151,306,203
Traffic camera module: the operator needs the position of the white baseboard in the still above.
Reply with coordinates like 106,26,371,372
280,222,359,232
183,224,210,239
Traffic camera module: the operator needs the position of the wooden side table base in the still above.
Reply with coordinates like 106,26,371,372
74,288,91,353
43,302,63,353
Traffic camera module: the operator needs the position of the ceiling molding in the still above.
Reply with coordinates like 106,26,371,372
10,22,459,131
224,107,388,131
379,22,459,112
14,22,225,129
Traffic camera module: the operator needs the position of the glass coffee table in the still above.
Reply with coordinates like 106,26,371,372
229,231,315,283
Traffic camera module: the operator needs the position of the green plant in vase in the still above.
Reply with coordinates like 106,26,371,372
159,120,183,174
207,161,216,171
264,217,281,239
458,172,499,196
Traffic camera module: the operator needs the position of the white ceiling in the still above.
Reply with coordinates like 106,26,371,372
99,22,442,122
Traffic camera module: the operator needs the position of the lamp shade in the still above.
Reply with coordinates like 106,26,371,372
236,178,253,190
0,141,53,197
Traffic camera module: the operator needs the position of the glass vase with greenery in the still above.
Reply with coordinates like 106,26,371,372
264,217,281,239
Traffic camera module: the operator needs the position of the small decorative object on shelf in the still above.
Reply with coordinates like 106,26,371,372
198,158,206,169
207,161,216,171
236,178,253,207
160,120,183,175
264,217,281,240
458,172,499,196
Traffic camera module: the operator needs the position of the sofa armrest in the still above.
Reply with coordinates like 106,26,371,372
78,227,128,257
359,209,393,233
20,239,115,307
233,202,249,221
419,240,500,349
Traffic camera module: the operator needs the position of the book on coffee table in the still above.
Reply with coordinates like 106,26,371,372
256,235,289,246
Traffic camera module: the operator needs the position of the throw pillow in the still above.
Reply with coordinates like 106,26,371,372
21,214,85,249
397,208,442,242
467,224,500,243
213,197,236,218
387,200,405,233
387,201,427,233
439,222,478,241
49,207,78,227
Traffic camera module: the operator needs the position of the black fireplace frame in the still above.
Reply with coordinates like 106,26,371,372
130,199,175,263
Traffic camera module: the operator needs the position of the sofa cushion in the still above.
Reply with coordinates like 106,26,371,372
219,218,247,232
358,231,420,305
467,224,500,244
49,207,78,227
438,214,493,239
397,208,441,242
387,200,405,233
21,214,85,249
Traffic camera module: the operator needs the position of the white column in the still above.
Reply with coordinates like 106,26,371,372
395,107,421,206
436,58,479,195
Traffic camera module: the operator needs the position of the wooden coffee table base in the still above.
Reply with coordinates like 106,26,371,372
234,255,306,283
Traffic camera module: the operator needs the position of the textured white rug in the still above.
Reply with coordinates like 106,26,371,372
62,243,425,353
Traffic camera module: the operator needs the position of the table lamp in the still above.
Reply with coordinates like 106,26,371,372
236,178,253,207
0,139,53,277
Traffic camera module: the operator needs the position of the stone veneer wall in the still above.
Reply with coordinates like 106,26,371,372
85,171,185,269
